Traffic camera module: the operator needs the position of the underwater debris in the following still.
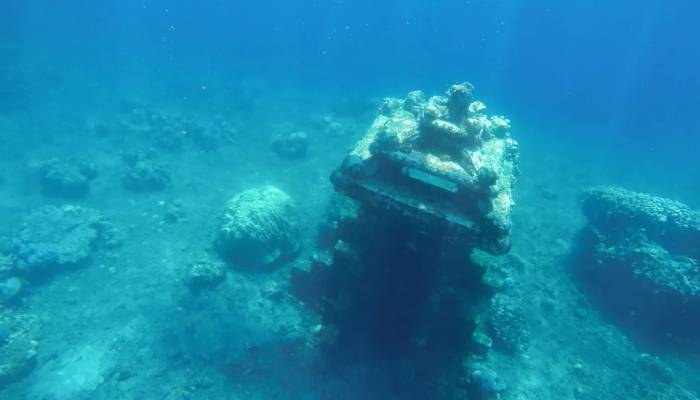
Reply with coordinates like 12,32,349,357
0,314,37,389
465,362,506,399
331,81,519,255
0,254,13,277
294,82,519,396
0,251,16,303
13,205,120,274
309,114,352,138
0,335,37,389
0,324,8,346
118,104,186,150
315,193,360,250
174,263,315,386
186,257,226,292
638,353,675,384
186,120,220,151
488,293,530,354
151,117,186,150
112,102,235,151
208,115,239,146
161,200,186,223
216,185,301,268
271,131,308,159
0,278,21,304
578,186,700,346
122,159,171,192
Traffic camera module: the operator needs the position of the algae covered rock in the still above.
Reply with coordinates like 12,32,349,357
0,254,13,277
0,335,37,389
466,362,506,399
115,103,233,151
271,131,308,159
579,186,700,345
186,257,226,292
581,186,700,260
13,205,120,273
581,186,700,296
0,315,37,389
39,159,98,198
489,293,530,353
122,160,171,192
0,278,22,304
216,186,301,268
0,255,18,303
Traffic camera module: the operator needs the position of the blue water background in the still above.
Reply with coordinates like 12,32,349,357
2,2,700,398
4,0,699,138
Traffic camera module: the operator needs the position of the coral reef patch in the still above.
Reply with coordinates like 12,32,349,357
578,186,700,348
38,159,98,198
216,185,302,268
13,205,120,275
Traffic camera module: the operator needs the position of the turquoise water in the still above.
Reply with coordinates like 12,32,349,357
1,1,699,399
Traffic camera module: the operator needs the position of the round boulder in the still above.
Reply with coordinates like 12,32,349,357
216,186,301,268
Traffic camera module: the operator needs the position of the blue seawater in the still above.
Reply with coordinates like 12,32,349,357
0,1,699,399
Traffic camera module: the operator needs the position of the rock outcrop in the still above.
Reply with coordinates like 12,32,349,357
579,186,700,347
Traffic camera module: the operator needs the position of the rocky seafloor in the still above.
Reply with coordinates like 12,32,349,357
0,76,699,400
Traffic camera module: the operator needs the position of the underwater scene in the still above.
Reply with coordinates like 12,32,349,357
1,1,699,399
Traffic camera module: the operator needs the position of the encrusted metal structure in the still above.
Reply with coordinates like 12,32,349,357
294,83,519,398
331,82,519,255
